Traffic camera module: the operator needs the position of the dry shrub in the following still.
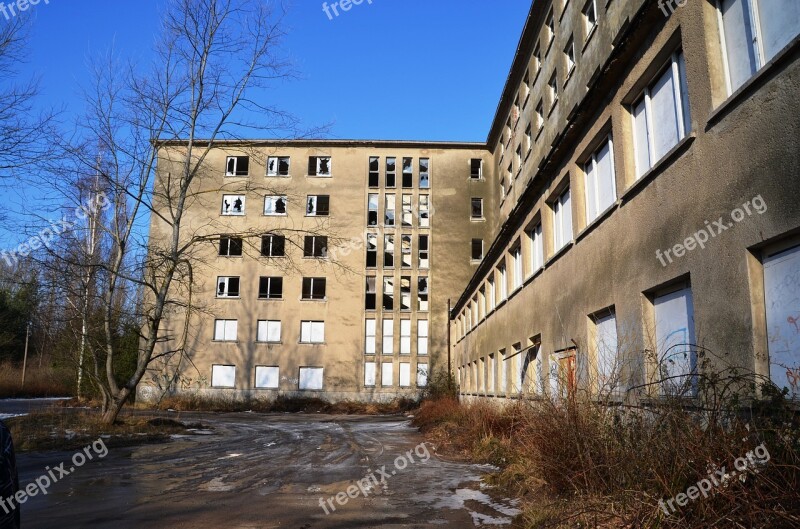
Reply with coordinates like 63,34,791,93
151,393,418,415
414,393,800,528
0,362,74,398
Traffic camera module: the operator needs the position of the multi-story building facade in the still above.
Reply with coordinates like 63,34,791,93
141,0,800,404
453,0,800,403
141,142,495,401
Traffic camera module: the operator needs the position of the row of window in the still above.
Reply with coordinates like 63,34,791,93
226,155,332,177
212,362,430,391
219,235,328,258
216,275,328,300
365,276,430,312
214,319,327,344
364,319,429,356
220,194,330,217
368,157,431,189
499,0,798,195
366,234,430,269
367,194,431,228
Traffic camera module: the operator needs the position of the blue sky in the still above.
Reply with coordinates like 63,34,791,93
19,0,530,141
1,0,531,248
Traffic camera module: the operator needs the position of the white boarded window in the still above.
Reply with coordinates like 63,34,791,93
382,362,394,387
553,188,573,251
763,245,800,399
365,319,377,355
255,366,279,389
383,319,394,355
211,365,236,388
400,319,412,355
300,321,325,344
488,354,496,393
528,223,544,274
719,0,800,94
418,320,429,356
399,362,411,387
498,264,508,301
364,362,377,387
499,349,508,394
417,363,429,387
488,276,496,311
593,310,619,394
584,136,617,222
654,286,697,396
256,320,281,343
214,320,238,342
511,245,523,290
299,367,324,390
632,52,690,179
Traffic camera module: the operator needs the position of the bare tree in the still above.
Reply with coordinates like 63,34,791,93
48,0,335,424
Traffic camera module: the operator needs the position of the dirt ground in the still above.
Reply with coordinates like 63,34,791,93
3,402,520,528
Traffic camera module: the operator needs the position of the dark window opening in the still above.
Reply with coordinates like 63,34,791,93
304,236,328,258
302,278,327,300
219,237,243,257
261,235,285,257
258,277,283,299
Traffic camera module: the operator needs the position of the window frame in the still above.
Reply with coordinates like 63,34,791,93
258,276,284,300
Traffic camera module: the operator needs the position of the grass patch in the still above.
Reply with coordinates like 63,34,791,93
5,409,208,452
413,395,800,528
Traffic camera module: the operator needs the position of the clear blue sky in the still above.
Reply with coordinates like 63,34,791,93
19,0,531,142
1,0,531,248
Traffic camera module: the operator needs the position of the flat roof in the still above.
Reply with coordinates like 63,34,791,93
156,138,488,149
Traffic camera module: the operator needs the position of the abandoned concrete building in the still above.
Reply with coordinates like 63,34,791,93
141,0,800,403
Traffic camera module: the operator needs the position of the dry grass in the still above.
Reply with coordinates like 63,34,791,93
413,395,800,528
0,362,74,398
4,409,204,452
149,393,419,415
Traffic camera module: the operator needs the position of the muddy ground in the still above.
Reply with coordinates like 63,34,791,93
3,401,520,528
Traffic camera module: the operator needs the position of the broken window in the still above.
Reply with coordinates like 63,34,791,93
300,322,325,344
384,235,394,267
533,44,542,76
418,235,429,269
417,363,429,387
306,195,330,217
505,117,512,144
304,236,328,258
217,276,240,298
213,320,238,342
302,277,327,300
365,319,377,355
368,194,379,226
369,156,380,187
385,194,396,226
523,69,531,102
366,233,378,268
419,158,430,189
565,37,576,75
472,239,483,261
418,277,429,311
366,277,377,310
258,277,283,299
515,146,522,173
470,159,483,179
219,236,243,257
264,195,287,216
400,276,411,311
471,198,484,219
261,234,286,257
383,320,394,355
267,156,290,177
308,156,331,177
257,321,281,343
546,9,555,47
536,100,544,131
401,235,412,268
225,156,249,176
383,277,394,311
402,157,413,188
417,320,429,356
419,195,430,228
402,195,413,227
400,319,411,355
525,124,532,154
386,157,397,187
222,195,246,216
549,72,559,109
583,0,597,37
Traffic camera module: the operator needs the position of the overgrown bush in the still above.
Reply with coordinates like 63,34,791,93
0,362,74,398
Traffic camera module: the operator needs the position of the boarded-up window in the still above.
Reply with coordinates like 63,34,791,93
400,319,412,355
382,362,394,386
764,245,800,399
255,366,279,389
654,285,696,396
418,320,429,356
300,321,325,344
399,362,411,387
365,319,377,355
383,319,394,355
212,365,236,388
364,362,376,386
256,320,281,343
593,309,619,394
213,320,238,342
299,367,324,390
418,363,429,387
